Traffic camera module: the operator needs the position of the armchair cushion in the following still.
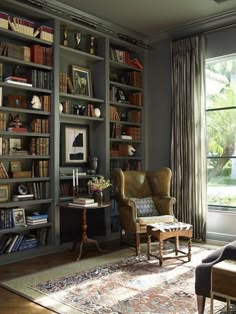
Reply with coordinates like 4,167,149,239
130,197,158,217
137,215,175,226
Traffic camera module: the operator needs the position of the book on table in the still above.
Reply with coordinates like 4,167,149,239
68,202,98,207
73,197,95,204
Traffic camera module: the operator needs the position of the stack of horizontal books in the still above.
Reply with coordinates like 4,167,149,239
69,197,98,207
26,213,48,225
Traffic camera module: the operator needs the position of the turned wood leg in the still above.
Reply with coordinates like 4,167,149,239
159,240,163,266
188,238,192,261
136,232,141,256
175,236,179,255
197,295,206,314
147,231,151,260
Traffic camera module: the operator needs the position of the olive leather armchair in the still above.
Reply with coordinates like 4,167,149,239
112,167,176,255
195,240,236,314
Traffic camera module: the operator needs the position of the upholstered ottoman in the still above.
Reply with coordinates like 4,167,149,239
147,221,193,265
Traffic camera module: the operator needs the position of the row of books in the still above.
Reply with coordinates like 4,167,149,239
31,118,49,133
0,41,53,66
110,159,141,172
59,72,74,94
30,137,50,156
0,234,38,254
60,181,73,198
2,70,53,90
127,110,142,123
0,161,8,178
0,12,54,42
0,137,49,156
109,47,144,70
0,161,49,179
0,112,7,131
110,143,137,157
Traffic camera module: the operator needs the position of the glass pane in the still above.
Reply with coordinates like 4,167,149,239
207,157,236,206
207,109,236,157
206,63,236,110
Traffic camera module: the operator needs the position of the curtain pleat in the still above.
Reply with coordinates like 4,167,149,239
171,35,207,241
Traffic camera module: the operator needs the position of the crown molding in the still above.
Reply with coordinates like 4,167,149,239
146,9,236,44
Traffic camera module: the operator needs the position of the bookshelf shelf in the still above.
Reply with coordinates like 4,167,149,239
0,223,52,234
0,177,51,183
0,55,53,70
0,155,50,160
0,199,53,208
110,100,142,109
0,82,52,93
59,92,104,103
0,131,50,137
60,45,104,62
0,107,50,116
0,27,53,46
60,113,104,122
110,80,143,92
110,60,143,71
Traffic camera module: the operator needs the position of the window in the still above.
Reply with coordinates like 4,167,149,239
206,55,236,209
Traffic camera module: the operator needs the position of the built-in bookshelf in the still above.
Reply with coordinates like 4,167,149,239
0,6,54,260
0,0,146,262
109,42,144,173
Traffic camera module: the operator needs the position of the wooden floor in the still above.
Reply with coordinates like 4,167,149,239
0,240,125,314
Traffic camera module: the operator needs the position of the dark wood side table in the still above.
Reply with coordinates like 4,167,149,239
58,202,111,261
211,259,236,314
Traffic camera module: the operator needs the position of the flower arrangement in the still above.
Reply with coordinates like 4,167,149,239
88,176,112,192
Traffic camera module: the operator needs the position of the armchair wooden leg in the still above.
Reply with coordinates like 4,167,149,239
197,295,206,314
136,232,141,256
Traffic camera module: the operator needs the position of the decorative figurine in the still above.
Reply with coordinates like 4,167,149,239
75,32,81,50
31,95,42,110
8,113,23,128
89,35,95,54
63,27,68,46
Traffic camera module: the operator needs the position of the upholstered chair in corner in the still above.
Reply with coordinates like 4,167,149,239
112,167,176,255
195,240,236,314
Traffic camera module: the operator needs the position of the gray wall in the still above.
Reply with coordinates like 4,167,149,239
147,25,236,242
146,39,172,171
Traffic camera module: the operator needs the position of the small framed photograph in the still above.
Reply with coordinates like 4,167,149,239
116,88,127,102
60,123,89,166
9,138,22,154
72,65,92,97
10,161,22,172
0,185,9,202
8,95,27,109
12,208,26,227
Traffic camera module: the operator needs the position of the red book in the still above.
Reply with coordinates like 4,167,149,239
8,127,28,132
4,76,27,82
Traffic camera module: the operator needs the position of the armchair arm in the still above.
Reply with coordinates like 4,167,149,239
195,241,236,297
119,198,138,232
152,196,176,216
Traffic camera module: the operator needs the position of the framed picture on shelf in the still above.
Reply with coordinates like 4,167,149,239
8,95,27,109
10,161,22,172
116,88,128,102
0,185,9,202
12,208,26,227
61,123,89,166
9,138,22,154
72,65,92,97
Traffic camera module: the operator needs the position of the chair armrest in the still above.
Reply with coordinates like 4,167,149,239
195,262,212,297
119,198,138,232
195,242,236,297
153,196,176,216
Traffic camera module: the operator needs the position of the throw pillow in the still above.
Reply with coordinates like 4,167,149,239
131,197,158,217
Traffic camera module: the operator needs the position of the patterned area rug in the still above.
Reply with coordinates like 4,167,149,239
0,245,230,314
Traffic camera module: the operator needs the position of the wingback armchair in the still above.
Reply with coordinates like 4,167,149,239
112,167,176,255
195,240,236,313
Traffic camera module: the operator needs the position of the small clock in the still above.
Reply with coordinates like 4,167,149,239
18,184,28,195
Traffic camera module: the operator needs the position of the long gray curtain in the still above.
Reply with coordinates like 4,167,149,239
171,35,207,241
